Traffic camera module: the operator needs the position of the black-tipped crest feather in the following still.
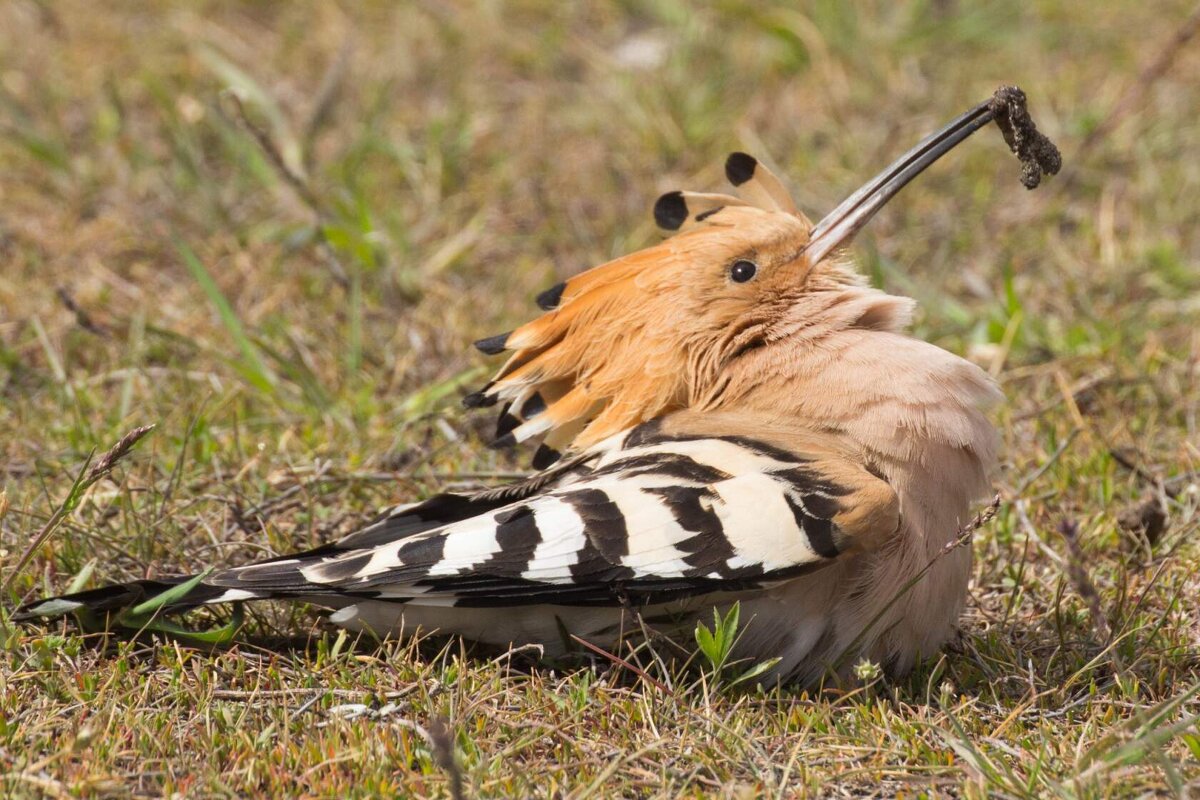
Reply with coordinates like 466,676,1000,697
725,152,758,186
653,191,689,231
535,282,566,310
474,332,510,355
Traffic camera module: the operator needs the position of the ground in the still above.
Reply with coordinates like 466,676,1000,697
1,1,1199,797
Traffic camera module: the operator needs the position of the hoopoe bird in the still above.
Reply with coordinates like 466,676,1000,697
17,89,1058,685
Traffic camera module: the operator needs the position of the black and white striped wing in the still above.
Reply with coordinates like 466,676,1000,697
213,430,862,607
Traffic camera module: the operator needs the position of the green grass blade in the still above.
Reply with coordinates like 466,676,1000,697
175,240,276,396
138,603,246,646
122,569,213,621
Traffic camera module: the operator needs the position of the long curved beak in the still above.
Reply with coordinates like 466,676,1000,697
804,99,996,267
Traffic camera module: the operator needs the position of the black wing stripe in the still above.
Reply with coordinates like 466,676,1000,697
772,466,853,498
308,552,374,584
395,532,447,577
564,488,630,563
591,453,730,484
784,494,840,558
478,504,542,575
643,485,739,578
620,422,812,468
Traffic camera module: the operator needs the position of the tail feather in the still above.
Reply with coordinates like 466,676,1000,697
12,576,248,622
13,488,511,626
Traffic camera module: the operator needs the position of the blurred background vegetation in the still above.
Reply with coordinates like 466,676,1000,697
1,1,1197,796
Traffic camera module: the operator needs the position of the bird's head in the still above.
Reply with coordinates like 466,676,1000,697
466,102,1007,462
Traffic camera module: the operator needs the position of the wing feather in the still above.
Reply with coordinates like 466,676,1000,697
213,426,896,607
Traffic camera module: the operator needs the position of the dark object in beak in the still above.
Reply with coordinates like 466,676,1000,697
804,85,1061,267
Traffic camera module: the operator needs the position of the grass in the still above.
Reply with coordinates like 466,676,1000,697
2,1,1199,796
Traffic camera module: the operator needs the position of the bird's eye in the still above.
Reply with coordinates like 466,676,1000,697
730,259,758,283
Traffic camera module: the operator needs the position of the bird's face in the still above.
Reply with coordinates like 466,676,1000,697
660,205,817,324
467,198,855,455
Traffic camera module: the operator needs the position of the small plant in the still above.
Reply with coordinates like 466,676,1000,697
853,657,883,684
110,572,245,646
693,603,780,690
38,569,245,646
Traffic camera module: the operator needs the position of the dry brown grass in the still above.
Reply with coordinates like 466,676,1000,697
2,2,1199,797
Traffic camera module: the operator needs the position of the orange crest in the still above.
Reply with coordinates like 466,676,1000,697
466,154,844,465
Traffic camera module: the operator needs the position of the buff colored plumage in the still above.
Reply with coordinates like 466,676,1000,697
16,88,1059,685
459,148,1002,680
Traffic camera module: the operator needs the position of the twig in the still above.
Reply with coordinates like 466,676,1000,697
569,634,672,694
1013,428,1080,497
1107,448,1161,486
1012,372,1116,422
485,642,545,668
158,401,207,525
1013,498,1066,567
428,717,467,800
211,686,416,701
294,692,325,716
832,494,1002,672
221,92,349,288
942,495,1002,558
1077,2,1200,158
1042,2,1200,202
55,286,108,337
302,37,354,169
1109,448,1200,498
1108,448,1199,547
3,425,155,598
224,93,320,210
1057,519,1122,676
432,470,531,481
